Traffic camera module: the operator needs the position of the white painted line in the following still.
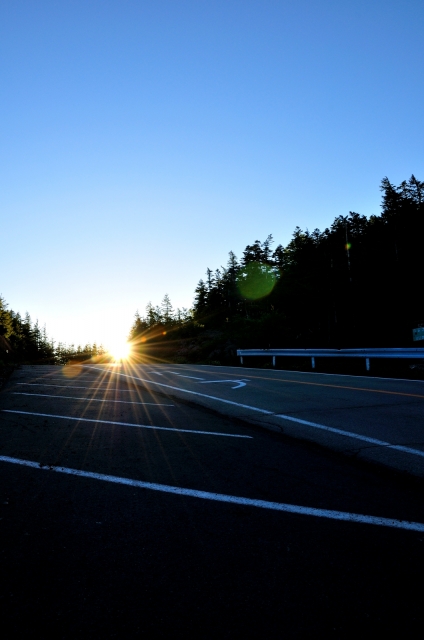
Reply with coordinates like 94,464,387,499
2,410,252,439
0,454,423,532
162,371,204,380
24,376,109,380
199,379,247,389
86,366,424,459
86,366,273,414
205,363,424,384
23,376,105,380
274,414,424,458
17,383,136,392
12,392,174,407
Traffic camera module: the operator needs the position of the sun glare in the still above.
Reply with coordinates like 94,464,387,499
108,340,132,362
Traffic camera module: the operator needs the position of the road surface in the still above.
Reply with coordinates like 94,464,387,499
1,365,423,636
88,363,424,478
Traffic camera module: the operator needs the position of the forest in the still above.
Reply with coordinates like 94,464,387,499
128,175,424,364
2,175,423,367
0,298,104,366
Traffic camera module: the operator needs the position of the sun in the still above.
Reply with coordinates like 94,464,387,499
107,340,132,362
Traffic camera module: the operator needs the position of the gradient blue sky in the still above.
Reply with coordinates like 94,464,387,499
1,0,423,348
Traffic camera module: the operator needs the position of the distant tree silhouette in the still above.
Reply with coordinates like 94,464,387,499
127,175,424,363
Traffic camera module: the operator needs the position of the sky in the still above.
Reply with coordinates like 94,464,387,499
1,0,423,349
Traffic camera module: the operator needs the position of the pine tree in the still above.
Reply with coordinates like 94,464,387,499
161,294,174,324
194,280,207,315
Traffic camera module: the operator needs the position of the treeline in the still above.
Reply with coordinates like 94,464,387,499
129,175,424,363
129,295,193,336
0,297,105,365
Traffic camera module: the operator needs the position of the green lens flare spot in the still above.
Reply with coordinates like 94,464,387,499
237,263,277,300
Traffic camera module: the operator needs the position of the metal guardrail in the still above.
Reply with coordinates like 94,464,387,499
236,348,424,371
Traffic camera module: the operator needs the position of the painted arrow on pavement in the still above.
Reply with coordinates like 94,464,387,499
198,379,248,389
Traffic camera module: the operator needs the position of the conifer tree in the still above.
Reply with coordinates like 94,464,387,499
161,294,174,324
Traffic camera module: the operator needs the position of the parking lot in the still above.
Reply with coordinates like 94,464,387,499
1,365,424,636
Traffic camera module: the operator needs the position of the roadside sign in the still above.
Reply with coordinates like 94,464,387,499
412,327,424,341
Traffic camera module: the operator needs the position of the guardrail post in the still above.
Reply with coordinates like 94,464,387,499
272,356,276,367
365,357,370,371
311,356,315,369
240,356,244,365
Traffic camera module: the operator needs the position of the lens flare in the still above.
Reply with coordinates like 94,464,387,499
237,263,277,300
107,341,132,361
63,365,82,378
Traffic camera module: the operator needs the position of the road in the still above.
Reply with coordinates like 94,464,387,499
88,362,424,478
1,364,424,636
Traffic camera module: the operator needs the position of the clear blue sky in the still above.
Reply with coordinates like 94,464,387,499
1,0,423,348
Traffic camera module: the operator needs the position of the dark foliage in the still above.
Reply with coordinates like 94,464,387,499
0,297,105,365
129,176,424,363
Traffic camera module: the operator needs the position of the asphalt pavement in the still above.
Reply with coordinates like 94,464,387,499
1,365,424,637
89,362,424,478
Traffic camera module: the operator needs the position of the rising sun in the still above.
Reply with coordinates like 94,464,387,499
108,340,132,362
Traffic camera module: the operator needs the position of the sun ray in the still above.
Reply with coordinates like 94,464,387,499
107,340,132,362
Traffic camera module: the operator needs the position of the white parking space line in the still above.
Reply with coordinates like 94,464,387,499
2,410,252,439
87,367,273,414
163,371,205,380
0,454,423,533
12,392,174,407
87,366,424,459
17,383,137,392
23,378,99,382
